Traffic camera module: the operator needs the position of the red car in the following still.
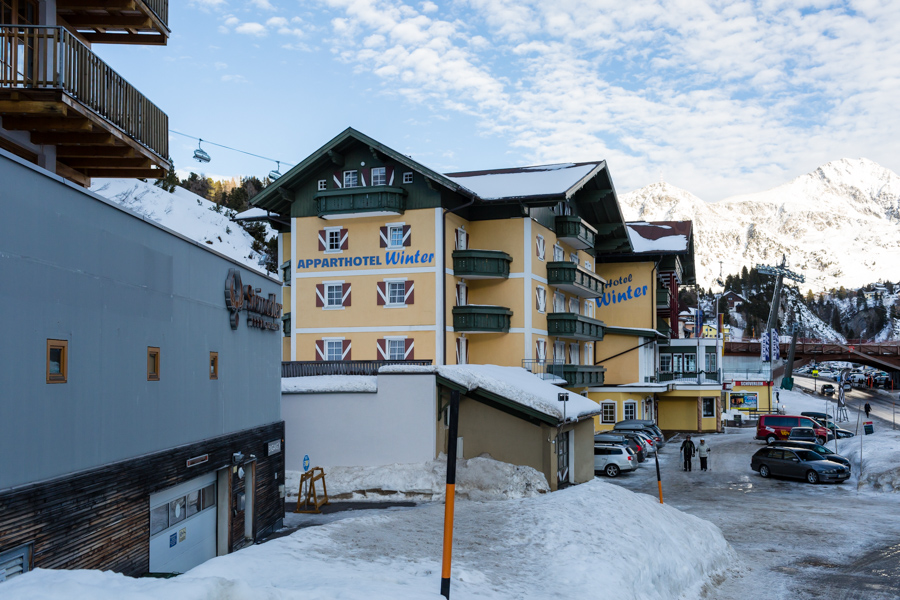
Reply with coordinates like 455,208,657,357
756,414,830,444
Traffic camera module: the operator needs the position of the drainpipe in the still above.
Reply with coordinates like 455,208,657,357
442,196,476,365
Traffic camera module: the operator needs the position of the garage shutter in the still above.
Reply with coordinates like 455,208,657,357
149,472,217,575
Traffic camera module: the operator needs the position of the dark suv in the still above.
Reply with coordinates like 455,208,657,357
751,447,849,484
768,440,851,470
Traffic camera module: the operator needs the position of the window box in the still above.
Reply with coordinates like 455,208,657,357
452,249,512,279
546,261,604,298
554,215,596,250
452,305,512,333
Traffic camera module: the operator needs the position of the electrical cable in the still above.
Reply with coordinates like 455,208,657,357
169,129,295,167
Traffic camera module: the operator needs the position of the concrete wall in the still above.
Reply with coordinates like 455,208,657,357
0,153,282,491
282,374,436,470
571,419,594,484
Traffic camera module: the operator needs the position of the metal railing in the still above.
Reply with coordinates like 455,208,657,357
282,360,432,378
0,25,168,159
657,370,722,384
522,359,567,381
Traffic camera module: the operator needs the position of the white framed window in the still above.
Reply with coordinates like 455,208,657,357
568,297,579,314
556,201,572,216
387,338,405,360
456,281,467,306
327,230,341,252
659,354,672,372
584,300,595,319
672,353,683,372
702,397,716,418
536,235,545,261
705,351,717,372
570,252,578,265
343,170,359,188
553,291,565,313
535,286,547,313
685,354,697,372
325,339,343,361
601,402,616,424
624,402,637,421
403,171,413,184
568,342,580,365
317,179,327,191
387,281,405,305
388,224,405,248
584,261,593,272
371,167,386,186
553,244,564,262
325,282,343,308
455,227,468,250
584,343,593,366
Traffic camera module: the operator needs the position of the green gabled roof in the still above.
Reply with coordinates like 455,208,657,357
251,127,477,214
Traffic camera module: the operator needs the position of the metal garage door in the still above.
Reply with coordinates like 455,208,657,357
149,472,217,574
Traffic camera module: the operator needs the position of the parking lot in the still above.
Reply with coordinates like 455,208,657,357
606,414,900,599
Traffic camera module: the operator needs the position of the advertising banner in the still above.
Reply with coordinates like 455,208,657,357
729,391,758,410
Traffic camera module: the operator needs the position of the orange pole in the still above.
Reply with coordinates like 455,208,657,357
440,389,460,598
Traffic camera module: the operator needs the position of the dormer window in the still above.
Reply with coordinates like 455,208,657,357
371,167,386,186
403,172,413,184
343,170,359,188
317,179,327,191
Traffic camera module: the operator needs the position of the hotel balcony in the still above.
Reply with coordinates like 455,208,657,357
452,249,512,279
554,215,596,250
0,25,169,185
57,0,170,45
315,186,406,219
523,359,605,387
546,261,604,298
452,305,512,333
546,312,605,341
656,285,671,310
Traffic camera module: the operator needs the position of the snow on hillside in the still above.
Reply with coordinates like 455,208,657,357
91,179,273,275
620,159,900,291
786,289,846,342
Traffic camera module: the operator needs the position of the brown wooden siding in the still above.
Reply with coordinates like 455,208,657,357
0,421,285,576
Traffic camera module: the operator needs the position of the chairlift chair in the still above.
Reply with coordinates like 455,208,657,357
269,161,282,181
193,139,211,163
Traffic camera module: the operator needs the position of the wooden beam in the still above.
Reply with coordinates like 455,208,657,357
56,145,135,158
58,0,137,9
31,132,115,145
2,117,91,132
62,157,152,169
55,161,91,187
64,15,152,28
82,168,166,178
80,32,167,45
0,101,67,116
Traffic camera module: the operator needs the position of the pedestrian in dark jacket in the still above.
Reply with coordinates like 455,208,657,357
680,435,696,472
864,402,872,418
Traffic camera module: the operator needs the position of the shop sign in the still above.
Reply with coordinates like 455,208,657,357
730,392,758,410
297,250,435,270
735,381,769,387
225,268,282,332
186,454,209,468
267,439,282,456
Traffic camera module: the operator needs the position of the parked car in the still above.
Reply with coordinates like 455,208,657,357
821,384,835,396
801,411,829,422
756,414,830,444
751,447,850,483
614,422,665,447
810,419,856,439
849,373,866,384
615,432,650,461
629,431,657,455
594,444,637,477
788,427,819,443
767,440,851,470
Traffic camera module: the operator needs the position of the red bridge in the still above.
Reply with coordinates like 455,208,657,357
724,340,900,375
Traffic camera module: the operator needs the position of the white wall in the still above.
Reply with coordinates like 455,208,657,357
282,374,436,471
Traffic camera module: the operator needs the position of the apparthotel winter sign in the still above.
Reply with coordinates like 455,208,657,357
297,249,435,269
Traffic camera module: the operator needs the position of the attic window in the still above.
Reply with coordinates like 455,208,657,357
402,172,413,184
317,180,326,191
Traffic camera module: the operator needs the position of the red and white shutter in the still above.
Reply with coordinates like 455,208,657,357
536,235,545,259
315,284,325,307
379,226,389,248
376,339,387,360
315,340,325,361
536,339,546,362
455,228,468,250
386,166,394,186
404,338,415,359
318,230,327,251
404,280,415,305
342,283,351,307
455,337,468,365
402,224,412,247
339,228,349,250
333,171,343,188
376,282,387,306
359,168,368,187
455,282,467,306
341,339,351,360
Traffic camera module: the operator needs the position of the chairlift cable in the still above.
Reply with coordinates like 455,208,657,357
170,129,295,168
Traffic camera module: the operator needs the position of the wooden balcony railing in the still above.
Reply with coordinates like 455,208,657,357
282,360,433,378
0,25,168,160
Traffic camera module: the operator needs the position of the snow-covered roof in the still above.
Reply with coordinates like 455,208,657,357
625,221,691,254
446,162,602,201
282,375,377,394
232,207,272,221
380,364,600,422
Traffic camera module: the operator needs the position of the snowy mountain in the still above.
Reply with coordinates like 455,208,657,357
620,158,900,291
91,179,273,275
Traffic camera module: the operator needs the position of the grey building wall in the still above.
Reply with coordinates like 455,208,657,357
0,152,282,491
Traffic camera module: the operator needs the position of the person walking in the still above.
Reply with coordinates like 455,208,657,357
680,435,696,472
697,439,710,471
864,402,872,418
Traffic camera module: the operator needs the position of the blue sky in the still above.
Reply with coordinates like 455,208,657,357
94,0,900,201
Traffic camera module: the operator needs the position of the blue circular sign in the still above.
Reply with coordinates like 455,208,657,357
303,455,310,472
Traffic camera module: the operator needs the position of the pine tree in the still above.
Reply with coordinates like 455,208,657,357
154,163,179,193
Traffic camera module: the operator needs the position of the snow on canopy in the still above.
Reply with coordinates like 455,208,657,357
232,206,271,221
626,221,691,253
446,162,600,200
379,364,600,421
282,375,377,394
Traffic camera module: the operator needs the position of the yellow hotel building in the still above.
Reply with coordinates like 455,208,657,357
251,128,722,433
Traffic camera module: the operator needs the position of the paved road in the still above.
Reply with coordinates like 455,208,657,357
608,428,900,599
793,374,900,431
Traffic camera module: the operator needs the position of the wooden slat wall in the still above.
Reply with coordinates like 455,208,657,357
0,421,285,576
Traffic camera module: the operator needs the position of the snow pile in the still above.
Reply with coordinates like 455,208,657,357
842,429,900,493
2,480,733,600
286,454,550,502
380,364,600,420
91,179,274,275
282,375,377,394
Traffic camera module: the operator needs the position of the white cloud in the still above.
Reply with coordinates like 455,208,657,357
190,0,227,8
250,0,276,9
214,61,228,70
221,74,248,83
223,15,239,26
266,16,288,27
235,22,267,36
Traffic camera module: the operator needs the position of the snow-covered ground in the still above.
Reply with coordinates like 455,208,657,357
287,454,550,502
2,479,733,600
91,179,274,275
